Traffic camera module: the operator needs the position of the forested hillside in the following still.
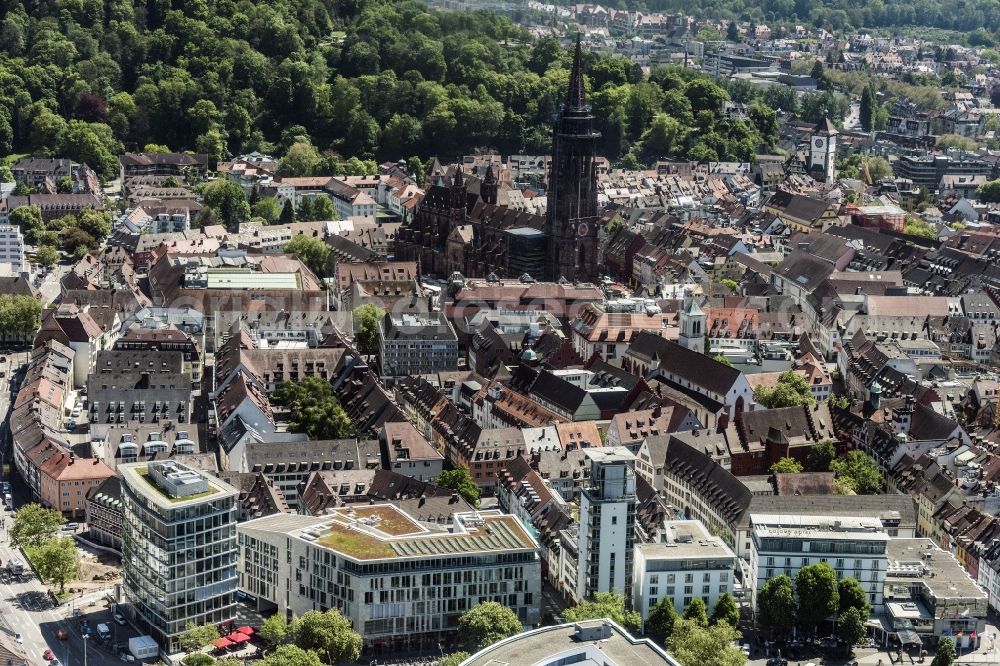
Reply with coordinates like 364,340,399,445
607,0,1000,34
0,0,781,179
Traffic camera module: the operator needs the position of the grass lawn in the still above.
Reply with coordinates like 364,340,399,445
317,524,396,560
349,505,421,536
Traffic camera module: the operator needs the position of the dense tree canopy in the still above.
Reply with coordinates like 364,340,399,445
563,592,641,632
0,0,784,174
457,602,523,650
753,371,816,408
271,377,354,440
10,503,64,549
796,563,839,634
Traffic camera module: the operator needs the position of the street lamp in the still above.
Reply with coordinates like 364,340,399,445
82,633,88,666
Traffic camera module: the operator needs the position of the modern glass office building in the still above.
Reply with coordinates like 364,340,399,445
120,461,239,654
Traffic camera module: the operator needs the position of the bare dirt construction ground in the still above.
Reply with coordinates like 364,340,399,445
70,545,121,594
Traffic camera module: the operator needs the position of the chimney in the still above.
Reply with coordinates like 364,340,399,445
450,493,460,504
652,404,662,418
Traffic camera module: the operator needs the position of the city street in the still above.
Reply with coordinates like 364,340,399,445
0,523,120,666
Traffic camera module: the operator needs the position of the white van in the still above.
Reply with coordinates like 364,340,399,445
96,623,112,641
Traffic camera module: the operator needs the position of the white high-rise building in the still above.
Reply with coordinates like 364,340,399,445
0,225,26,274
748,513,888,612
120,461,239,654
577,447,637,602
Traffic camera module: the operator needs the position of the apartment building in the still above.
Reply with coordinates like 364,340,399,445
632,520,736,620
577,448,637,603
237,506,541,649
378,308,459,377
748,514,889,612
120,462,239,654
0,225,26,273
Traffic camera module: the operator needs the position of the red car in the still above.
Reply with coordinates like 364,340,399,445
43,649,54,661
54,630,68,641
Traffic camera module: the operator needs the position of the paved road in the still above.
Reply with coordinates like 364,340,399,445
36,263,71,307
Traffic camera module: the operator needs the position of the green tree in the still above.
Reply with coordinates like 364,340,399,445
796,563,839,635
836,607,866,651
279,141,321,177
77,209,112,239
253,198,283,225
646,597,678,643
260,614,289,647
753,371,815,408
271,378,354,440
458,601,523,650
437,467,480,507
279,199,296,225
831,450,883,494
202,179,250,230
439,653,470,666
284,235,330,277
770,457,803,474
667,618,746,666
35,245,60,268
757,575,795,637
10,205,43,234
718,278,739,292
181,654,215,666
261,645,323,666
932,637,956,666
806,440,837,472
726,21,739,41
904,216,937,240
563,592,641,632
977,179,1000,202
713,354,733,367
28,536,79,593
289,609,362,664
354,305,383,356
937,134,978,151
711,593,739,628
837,577,870,617
10,503,64,549
859,85,875,132
682,598,709,628
866,156,892,181
178,622,221,653
298,196,336,222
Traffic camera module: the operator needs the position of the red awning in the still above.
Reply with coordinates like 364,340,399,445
228,633,250,643
236,626,254,636
211,638,233,649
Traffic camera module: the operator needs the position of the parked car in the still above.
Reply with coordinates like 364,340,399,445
112,612,126,626
63,522,78,531
43,649,54,661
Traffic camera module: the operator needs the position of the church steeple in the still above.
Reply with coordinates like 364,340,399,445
481,164,497,206
566,34,587,111
544,34,601,284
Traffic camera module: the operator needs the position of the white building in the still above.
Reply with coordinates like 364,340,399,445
632,520,736,620
0,225,26,274
748,513,889,612
120,461,239,655
236,506,541,648
577,447,637,602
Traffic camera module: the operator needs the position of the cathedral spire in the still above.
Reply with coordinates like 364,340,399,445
566,33,587,111
483,164,496,184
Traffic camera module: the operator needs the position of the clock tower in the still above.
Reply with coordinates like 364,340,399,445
545,35,601,283
810,117,838,183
